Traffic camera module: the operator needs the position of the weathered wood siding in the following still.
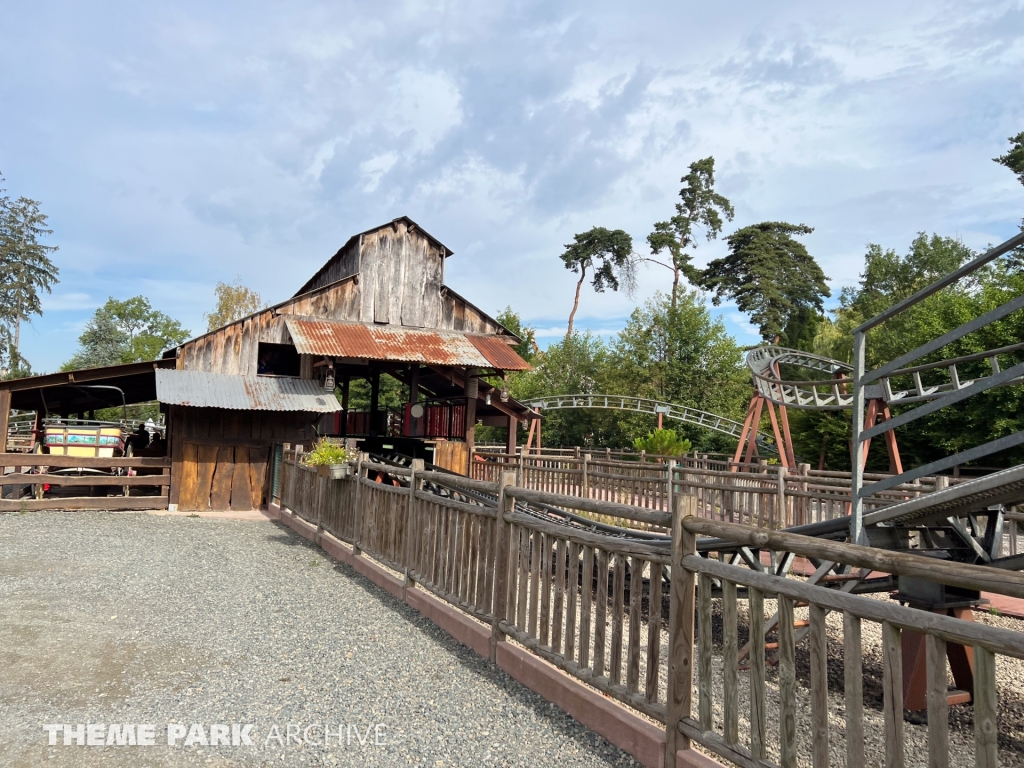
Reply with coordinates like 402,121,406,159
168,405,314,511
298,238,361,295
175,220,509,374
358,220,444,328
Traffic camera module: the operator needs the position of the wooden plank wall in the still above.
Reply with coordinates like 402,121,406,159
169,406,313,511
433,441,469,476
175,221,513,377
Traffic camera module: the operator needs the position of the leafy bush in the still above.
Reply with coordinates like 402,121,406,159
632,429,691,457
302,439,352,466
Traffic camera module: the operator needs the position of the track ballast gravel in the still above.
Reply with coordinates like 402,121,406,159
0,510,641,768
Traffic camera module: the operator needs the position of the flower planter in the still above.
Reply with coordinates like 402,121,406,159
317,463,351,480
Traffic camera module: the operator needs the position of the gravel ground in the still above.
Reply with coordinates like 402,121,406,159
0,510,641,768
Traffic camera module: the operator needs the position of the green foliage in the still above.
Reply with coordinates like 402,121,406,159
995,131,1024,186
0,174,60,371
632,429,691,456
646,156,735,306
821,233,1024,470
206,277,265,331
506,291,748,452
302,438,352,466
560,227,636,337
605,291,748,449
63,296,190,370
700,222,829,342
495,306,537,363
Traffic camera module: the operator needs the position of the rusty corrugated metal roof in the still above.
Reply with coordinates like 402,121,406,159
284,319,531,371
155,369,341,412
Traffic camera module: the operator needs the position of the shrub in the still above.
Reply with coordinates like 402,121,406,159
632,429,691,457
302,438,352,466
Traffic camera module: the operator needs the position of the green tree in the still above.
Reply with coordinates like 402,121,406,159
605,290,748,450
815,233,1024,471
495,306,538,363
64,296,190,370
645,156,734,311
509,332,612,447
559,227,636,339
205,277,265,331
0,176,60,371
995,131,1024,185
700,222,829,342
995,131,1024,265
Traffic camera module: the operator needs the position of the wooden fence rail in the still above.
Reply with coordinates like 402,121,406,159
0,452,170,511
280,449,1024,767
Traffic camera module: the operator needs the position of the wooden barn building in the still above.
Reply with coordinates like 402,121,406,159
0,217,534,512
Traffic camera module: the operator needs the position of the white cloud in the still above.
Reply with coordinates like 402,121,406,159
3,0,1023,372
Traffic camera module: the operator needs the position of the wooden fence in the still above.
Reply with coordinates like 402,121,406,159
469,449,961,537
279,449,1024,767
0,453,170,511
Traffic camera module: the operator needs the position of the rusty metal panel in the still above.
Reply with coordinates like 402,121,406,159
466,335,532,371
284,319,529,370
155,369,340,412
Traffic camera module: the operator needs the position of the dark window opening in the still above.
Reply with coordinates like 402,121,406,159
257,342,301,377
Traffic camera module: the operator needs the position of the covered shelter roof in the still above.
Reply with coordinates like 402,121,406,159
0,359,176,413
284,318,531,371
155,370,342,412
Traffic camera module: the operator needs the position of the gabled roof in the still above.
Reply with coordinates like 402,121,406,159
294,216,451,298
284,318,530,371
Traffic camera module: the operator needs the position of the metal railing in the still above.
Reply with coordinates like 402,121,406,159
850,230,1024,543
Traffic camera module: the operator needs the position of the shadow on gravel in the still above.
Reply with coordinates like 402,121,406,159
705,598,1024,756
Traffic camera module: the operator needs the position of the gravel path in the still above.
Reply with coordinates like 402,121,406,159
0,510,641,768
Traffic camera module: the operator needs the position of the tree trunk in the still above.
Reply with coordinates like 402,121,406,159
566,266,587,341
670,267,679,314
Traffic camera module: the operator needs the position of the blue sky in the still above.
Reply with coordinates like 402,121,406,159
2,1,1023,372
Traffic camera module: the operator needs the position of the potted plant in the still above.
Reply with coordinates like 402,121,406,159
303,438,353,479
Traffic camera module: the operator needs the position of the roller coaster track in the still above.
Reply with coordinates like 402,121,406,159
747,341,1024,411
526,394,776,451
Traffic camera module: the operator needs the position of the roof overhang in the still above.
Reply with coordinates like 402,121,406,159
0,359,176,412
284,319,531,371
155,370,342,412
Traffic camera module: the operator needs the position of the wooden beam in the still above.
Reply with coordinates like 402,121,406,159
0,390,10,453
0,453,170,469
0,474,170,486
0,495,169,512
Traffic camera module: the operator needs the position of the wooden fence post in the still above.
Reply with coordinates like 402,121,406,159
798,463,810,527
666,493,698,764
352,452,366,556
777,464,787,529
286,445,302,512
490,469,517,663
667,459,676,519
582,453,590,499
403,458,425,600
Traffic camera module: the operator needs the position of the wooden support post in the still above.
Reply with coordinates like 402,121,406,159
743,397,765,468
490,469,517,663
766,400,790,470
778,403,797,469
505,414,517,456
369,366,381,436
0,390,10,454
352,452,366,556
403,458,424,600
666,494,697,762
407,365,420,438
524,418,537,453
881,404,904,475
340,376,350,437
464,372,478,466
